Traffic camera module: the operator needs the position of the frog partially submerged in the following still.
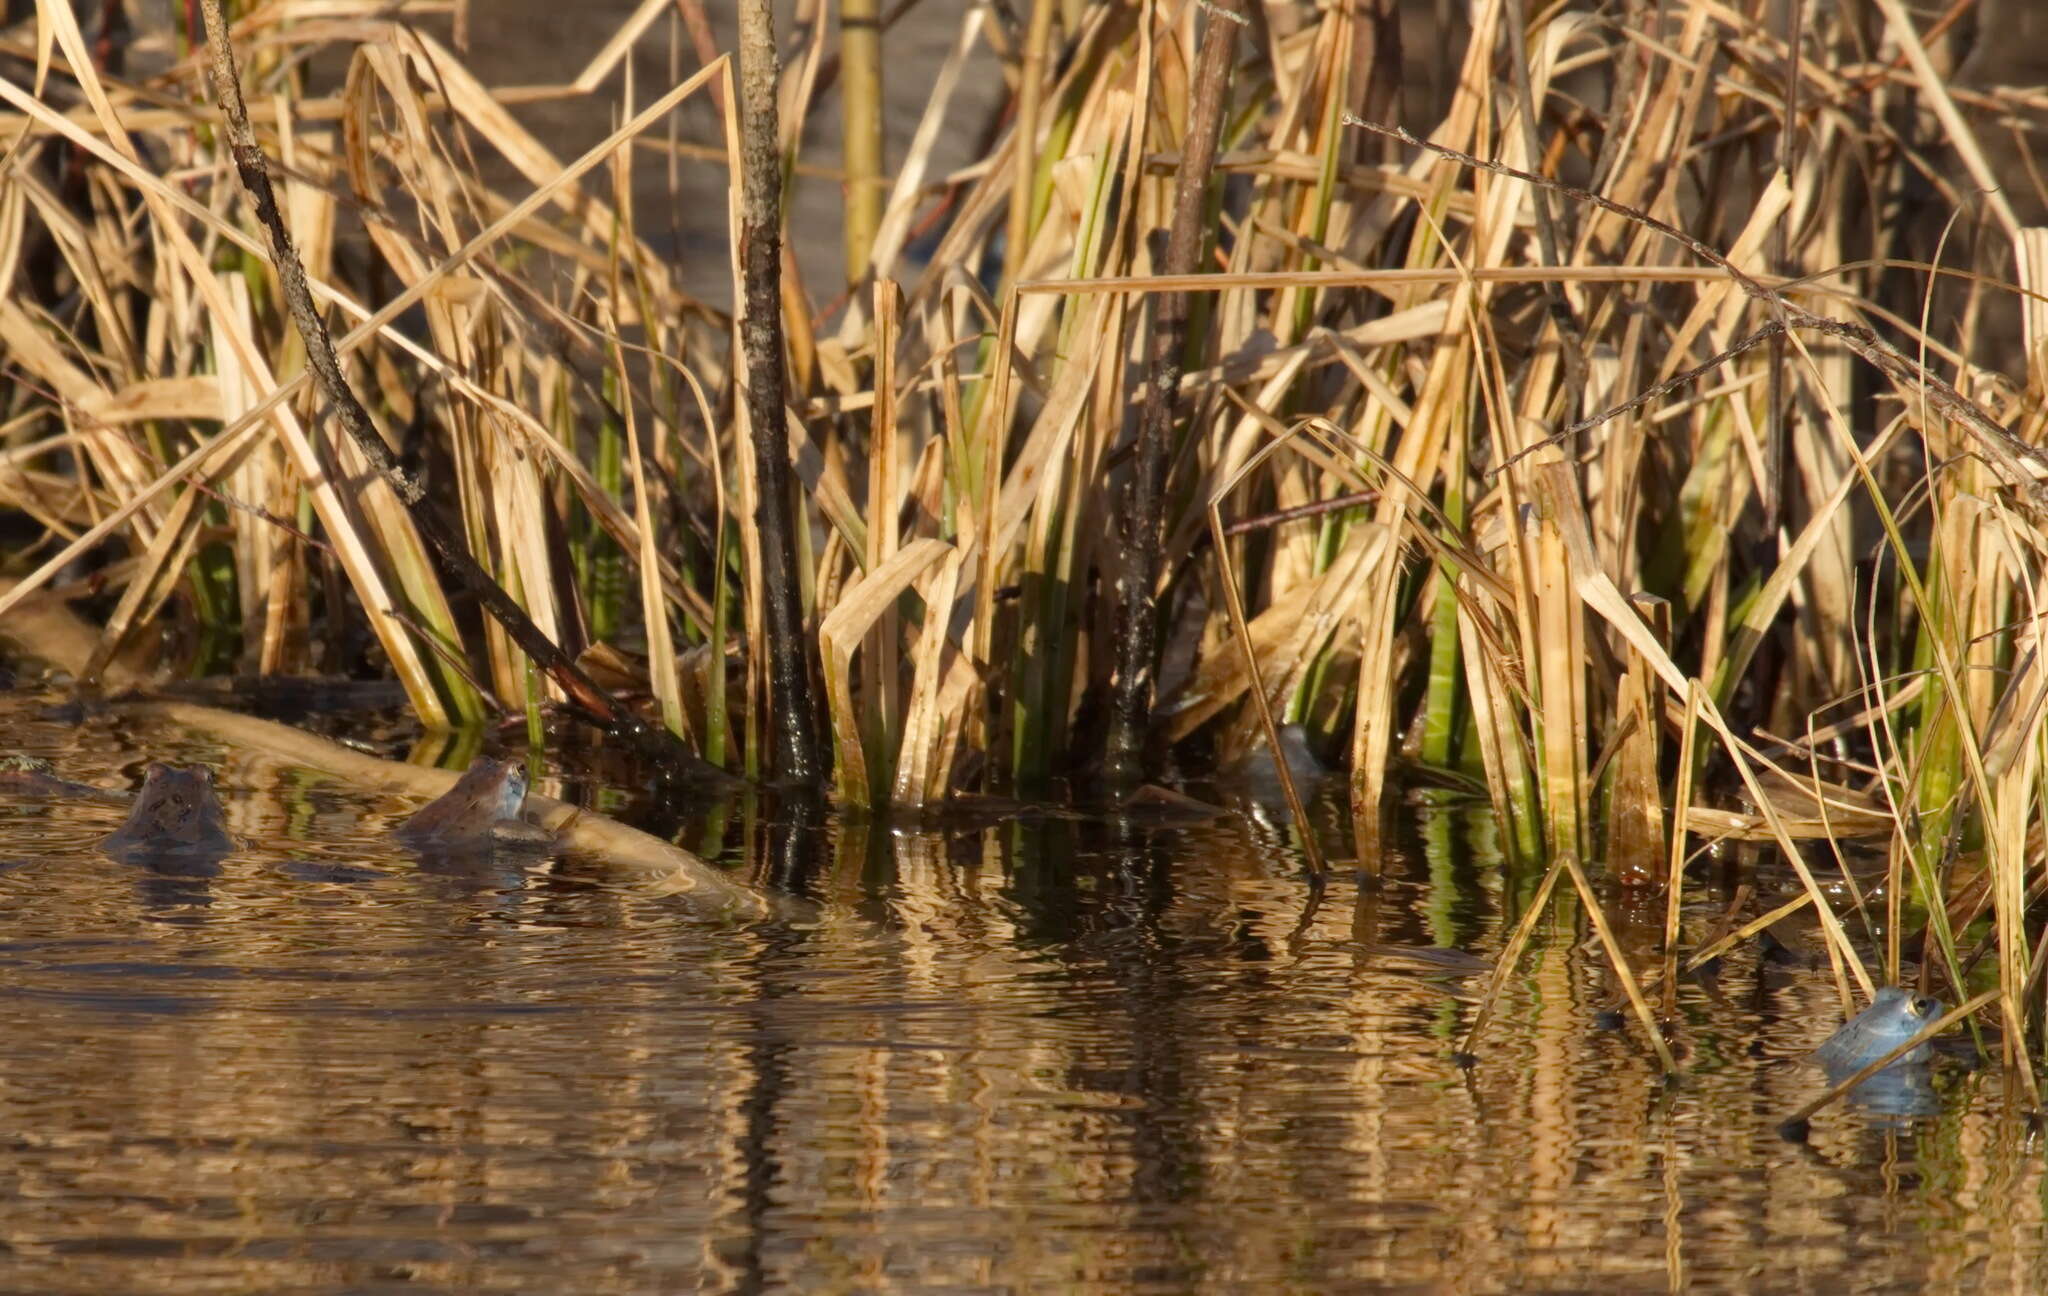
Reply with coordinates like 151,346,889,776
1811,986,1945,1074
98,763,235,860
395,757,553,852
0,755,126,803
1227,724,1337,802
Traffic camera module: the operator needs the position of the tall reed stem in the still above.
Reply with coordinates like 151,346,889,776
737,0,829,783
839,0,883,283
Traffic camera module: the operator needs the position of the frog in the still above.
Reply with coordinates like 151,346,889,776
395,756,554,851
0,755,128,803
1227,724,1336,802
98,763,236,860
1810,985,1945,1074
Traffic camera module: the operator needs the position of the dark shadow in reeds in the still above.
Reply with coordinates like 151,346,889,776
1105,0,1247,785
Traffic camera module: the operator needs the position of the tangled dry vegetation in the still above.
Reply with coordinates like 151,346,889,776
6,1,2048,1047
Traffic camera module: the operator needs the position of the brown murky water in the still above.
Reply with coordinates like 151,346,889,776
0,687,2041,1293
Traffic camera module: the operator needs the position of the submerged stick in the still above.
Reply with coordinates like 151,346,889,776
197,1,700,777
1105,0,1245,784
126,699,798,921
0,572,791,918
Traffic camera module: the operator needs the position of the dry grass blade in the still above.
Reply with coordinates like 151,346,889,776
2,0,2047,1102
819,538,952,806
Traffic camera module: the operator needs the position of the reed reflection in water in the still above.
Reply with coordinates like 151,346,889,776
0,707,2038,1292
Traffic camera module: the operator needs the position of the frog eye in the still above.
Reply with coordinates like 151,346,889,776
1911,995,1940,1018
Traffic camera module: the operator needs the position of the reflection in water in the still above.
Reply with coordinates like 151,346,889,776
0,697,2038,1291
1831,1062,1943,1122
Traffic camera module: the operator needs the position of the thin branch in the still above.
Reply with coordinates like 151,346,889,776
1222,490,1381,536
1496,320,1788,473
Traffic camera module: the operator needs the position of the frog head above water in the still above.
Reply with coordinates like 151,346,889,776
99,763,235,860
396,757,550,850
1226,724,1336,803
1810,985,1944,1074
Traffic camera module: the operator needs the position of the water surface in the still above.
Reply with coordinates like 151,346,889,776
0,692,2039,1293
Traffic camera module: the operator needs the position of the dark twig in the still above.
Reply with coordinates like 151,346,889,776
1497,320,1788,473
1222,490,1381,536
736,0,829,784
1104,0,1246,784
197,0,698,773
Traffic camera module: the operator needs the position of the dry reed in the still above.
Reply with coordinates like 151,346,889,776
4,0,2048,1079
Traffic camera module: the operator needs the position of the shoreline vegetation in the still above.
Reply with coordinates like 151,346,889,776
4,0,2048,1095
2,571,788,917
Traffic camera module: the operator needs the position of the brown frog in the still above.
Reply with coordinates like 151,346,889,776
99,763,235,860
0,755,127,803
395,757,553,851
1228,724,1336,802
